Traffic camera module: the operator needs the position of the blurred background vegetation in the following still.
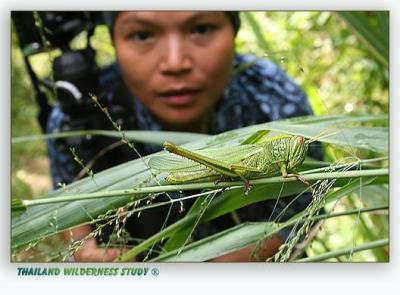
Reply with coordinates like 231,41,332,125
11,11,389,261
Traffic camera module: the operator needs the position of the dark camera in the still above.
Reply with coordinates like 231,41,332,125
12,11,104,52
52,48,103,116
12,11,109,125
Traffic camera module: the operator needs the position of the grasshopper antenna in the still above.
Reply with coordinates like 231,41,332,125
304,128,343,145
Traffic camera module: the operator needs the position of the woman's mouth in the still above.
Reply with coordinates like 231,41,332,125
158,87,200,106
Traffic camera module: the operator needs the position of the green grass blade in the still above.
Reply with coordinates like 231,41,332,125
338,12,388,67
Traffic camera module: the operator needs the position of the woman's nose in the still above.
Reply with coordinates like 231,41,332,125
159,36,192,75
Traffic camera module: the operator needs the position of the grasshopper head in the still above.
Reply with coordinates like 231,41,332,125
287,136,308,170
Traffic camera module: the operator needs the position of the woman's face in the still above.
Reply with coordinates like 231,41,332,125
113,12,235,130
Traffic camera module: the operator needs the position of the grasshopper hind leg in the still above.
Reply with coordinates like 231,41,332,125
214,175,251,196
238,175,251,196
213,176,231,185
166,170,220,184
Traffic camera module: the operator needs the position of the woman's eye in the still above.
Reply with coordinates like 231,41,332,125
129,31,153,42
192,24,216,35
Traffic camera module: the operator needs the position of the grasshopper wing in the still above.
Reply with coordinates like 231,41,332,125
148,144,262,172
148,153,203,172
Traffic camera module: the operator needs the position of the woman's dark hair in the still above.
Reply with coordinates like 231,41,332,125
103,11,241,35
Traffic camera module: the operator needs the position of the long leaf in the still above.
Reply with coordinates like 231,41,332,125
12,129,208,145
266,122,387,154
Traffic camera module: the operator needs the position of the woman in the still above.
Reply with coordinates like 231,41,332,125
47,11,317,261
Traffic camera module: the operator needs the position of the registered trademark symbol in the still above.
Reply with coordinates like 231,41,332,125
151,268,159,276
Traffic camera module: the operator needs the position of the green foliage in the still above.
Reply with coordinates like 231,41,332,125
11,23,49,201
237,12,388,116
11,115,388,262
338,12,388,67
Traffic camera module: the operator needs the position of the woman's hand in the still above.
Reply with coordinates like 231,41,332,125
73,238,130,262
211,235,283,262
62,225,132,262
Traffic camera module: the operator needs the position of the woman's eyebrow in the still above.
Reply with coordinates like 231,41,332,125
182,12,218,24
120,17,156,27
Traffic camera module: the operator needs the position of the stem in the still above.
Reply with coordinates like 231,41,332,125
301,157,388,175
296,239,389,262
312,205,388,222
20,168,388,207
89,189,223,224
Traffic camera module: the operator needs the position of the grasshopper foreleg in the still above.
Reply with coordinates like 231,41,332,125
280,164,314,194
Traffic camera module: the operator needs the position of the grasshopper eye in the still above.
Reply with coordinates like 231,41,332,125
296,136,305,145
288,136,308,170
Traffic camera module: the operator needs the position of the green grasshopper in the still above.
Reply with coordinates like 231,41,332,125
148,130,312,194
